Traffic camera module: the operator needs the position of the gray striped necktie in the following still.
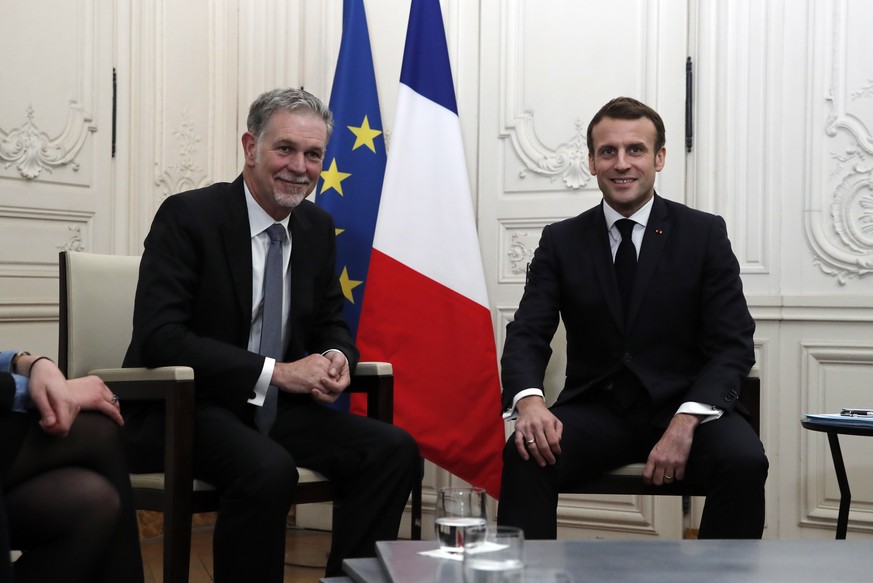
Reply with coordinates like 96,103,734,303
255,223,286,434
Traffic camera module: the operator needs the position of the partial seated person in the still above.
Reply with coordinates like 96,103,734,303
122,87,420,581
1,350,144,582
497,97,767,539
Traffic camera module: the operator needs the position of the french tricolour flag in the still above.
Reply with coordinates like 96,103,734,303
357,0,504,497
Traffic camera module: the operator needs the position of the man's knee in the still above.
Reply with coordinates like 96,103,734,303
381,425,420,472
223,447,297,506
703,435,769,493
726,447,769,484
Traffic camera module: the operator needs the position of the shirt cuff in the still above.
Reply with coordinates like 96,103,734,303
502,388,545,421
12,374,30,413
321,348,348,367
676,401,723,424
247,357,275,407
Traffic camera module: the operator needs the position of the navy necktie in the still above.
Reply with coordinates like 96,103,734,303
255,224,286,434
614,219,637,315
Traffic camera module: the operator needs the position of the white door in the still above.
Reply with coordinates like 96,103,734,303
0,0,115,353
477,0,690,539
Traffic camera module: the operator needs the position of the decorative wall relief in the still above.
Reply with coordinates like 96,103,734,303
0,103,95,180
499,219,549,283
506,116,592,190
57,225,86,253
498,3,591,191
808,1,873,284
155,108,210,198
507,231,536,276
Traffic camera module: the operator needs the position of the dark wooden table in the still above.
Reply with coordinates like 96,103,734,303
801,414,873,538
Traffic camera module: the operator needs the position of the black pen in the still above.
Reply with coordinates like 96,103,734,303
840,408,873,417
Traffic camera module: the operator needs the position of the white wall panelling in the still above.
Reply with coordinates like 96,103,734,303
0,0,113,354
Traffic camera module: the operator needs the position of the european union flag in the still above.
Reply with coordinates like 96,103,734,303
316,0,385,340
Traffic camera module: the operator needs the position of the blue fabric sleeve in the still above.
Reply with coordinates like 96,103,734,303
0,350,31,412
11,375,30,412
0,350,14,372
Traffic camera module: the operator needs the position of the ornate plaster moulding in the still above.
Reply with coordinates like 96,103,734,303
58,225,86,253
0,103,95,180
506,114,592,190
499,2,591,191
806,6,873,285
154,109,210,199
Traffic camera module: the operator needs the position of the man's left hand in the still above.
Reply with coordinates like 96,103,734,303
643,413,701,486
311,351,351,405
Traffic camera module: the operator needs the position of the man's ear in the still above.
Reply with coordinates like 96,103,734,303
655,147,666,172
588,153,597,176
241,132,256,166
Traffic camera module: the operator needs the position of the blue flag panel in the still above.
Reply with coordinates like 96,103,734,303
316,0,386,340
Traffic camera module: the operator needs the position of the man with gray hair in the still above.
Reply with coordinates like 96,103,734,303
123,87,419,581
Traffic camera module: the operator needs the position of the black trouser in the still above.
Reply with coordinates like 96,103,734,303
134,401,420,581
3,412,144,583
498,387,768,539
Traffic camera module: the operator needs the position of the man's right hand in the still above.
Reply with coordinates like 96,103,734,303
271,353,349,405
513,396,563,467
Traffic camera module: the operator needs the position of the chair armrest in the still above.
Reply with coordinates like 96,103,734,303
347,361,394,424
88,366,195,403
89,366,195,382
351,361,393,377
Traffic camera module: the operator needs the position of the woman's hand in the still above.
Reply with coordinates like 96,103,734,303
24,357,123,436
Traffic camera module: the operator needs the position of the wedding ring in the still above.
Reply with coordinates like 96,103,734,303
526,438,536,444
664,475,673,480
111,394,119,404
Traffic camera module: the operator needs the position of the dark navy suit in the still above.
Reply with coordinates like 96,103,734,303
124,176,418,579
498,194,767,539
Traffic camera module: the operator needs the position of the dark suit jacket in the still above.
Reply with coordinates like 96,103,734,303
124,175,358,426
501,194,755,426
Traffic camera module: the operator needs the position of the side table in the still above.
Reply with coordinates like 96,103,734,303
801,414,873,539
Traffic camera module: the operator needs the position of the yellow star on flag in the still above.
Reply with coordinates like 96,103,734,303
335,227,345,236
348,116,382,153
338,266,363,303
320,158,352,196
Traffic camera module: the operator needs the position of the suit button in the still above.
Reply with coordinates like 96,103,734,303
623,353,632,363
723,395,734,403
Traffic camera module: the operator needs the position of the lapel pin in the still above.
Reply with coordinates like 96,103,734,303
655,229,664,235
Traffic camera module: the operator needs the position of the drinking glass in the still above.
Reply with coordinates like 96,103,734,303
523,567,575,582
462,525,524,583
434,487,488,553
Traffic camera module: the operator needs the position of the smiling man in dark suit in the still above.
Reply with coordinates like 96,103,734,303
123,88,419,581
497,97,767,539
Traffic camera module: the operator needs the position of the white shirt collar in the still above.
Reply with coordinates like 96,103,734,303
603,195,655,231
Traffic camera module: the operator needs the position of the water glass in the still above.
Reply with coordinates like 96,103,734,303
523,567,575,582
462,525,524,583
434,487,488,553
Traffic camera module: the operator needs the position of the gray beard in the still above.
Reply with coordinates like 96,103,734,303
274,191,306,209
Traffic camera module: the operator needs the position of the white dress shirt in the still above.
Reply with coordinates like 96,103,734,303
244,183,292,407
